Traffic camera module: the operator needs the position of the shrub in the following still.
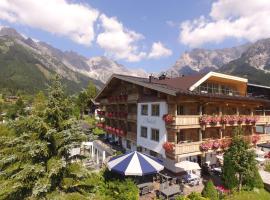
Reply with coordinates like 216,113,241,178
202,180,219,200
187,192,209,200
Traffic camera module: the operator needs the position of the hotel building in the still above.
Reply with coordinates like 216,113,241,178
95,72,270,173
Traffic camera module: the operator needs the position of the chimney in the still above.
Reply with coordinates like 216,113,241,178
149,75,153,83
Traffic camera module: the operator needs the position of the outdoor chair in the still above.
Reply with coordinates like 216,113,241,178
140,187,150,195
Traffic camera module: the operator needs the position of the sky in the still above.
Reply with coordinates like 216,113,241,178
0,0,270,73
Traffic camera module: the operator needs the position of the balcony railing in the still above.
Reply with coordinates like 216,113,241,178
128,93,139,102
127,113,137,121
169,115,270,128
195,85,241,96
172,134,270,155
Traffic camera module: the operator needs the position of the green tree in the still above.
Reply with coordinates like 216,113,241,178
222,127,259,191
86,80,97,99
76,81,97,119
0,75,98,199
32,91,47,116
201,180,218,200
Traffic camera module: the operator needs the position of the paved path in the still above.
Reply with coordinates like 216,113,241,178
259,170,270,185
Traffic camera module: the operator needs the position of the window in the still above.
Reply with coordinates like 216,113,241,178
141,126,147,138
126,140,131,149
177,105,184,115
151,129,159,142
151,104,160,116
141,104,148,115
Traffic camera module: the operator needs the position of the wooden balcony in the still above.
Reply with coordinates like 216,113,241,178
126,131,137,142
127,113,137,121
168,134,270,158
257,116,270,125
258,134,270,144
127,93,139,102
167,115,270,129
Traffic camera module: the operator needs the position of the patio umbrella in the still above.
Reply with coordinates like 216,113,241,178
107,151,164,176
175,161,201,171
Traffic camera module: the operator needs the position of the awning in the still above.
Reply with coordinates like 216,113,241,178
175,161,201,171
107,151,164,176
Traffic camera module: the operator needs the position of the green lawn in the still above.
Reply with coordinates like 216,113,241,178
225,189,270,200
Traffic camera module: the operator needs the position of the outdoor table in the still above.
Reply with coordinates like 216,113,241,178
160,185,182,199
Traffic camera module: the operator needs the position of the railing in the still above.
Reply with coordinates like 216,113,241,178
257,116,270,124
174,141,201,155
172,134,270,155
128,93,139,102
195,85,241,96
171,115,270,127
173,115,200,126
258,134,270,143
100,98,108,104
127,113,137,121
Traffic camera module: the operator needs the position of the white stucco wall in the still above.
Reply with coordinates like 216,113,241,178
137,101,168,158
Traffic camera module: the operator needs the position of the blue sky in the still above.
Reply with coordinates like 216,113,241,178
0,0,269,73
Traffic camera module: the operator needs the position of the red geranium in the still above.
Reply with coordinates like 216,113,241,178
163,114,174,124
163,142,175,152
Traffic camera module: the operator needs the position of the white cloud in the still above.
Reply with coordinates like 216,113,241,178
148,42,172,59
179,0,270,47
97,14,147,62
0,0,99,45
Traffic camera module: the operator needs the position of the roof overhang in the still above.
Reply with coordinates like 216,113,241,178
95,74,177,102
189,71,248,91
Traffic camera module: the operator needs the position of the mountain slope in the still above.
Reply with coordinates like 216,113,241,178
0,35,101,94
0,27,148,94
167,44,250,76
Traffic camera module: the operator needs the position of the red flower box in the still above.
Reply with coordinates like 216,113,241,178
212,140,220,150
199,115,211,125
163,114,174,124
163,142,175,152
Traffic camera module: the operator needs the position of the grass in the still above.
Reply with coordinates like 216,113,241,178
225,189,270,200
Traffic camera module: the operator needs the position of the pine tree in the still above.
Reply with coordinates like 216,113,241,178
222,127,259,191
0,75,99,199
202,180,218,200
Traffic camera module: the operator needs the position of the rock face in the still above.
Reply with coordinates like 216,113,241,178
168,45,250,76
0,27,148,86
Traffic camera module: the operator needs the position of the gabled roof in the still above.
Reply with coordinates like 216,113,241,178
95,72,270,104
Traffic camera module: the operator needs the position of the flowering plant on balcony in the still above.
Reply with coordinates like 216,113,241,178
210,115,221,125
237,115,245,124
228,115,238,125
251,115,260,124
163,114,174,124
200,141,213,151
162,142,175,152
251,134,261,144
221,138,231,149
221,115,230,124
119,94,128,101
199,115,211,125
212,140,221,150
97,110,105,116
